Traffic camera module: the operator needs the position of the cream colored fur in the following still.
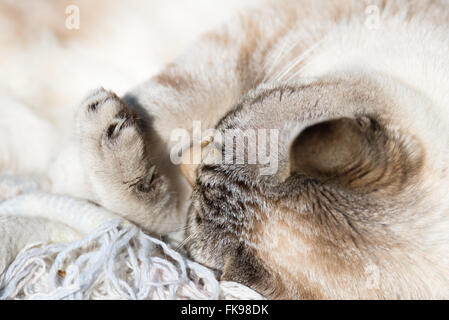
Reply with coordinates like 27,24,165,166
3,0,449,299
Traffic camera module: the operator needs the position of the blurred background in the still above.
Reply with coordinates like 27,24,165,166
0,0,259,175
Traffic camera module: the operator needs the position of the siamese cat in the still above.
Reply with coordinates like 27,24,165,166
76,0,449,298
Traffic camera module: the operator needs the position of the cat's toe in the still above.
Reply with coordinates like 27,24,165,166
101,112,146,168
77,88,141,138
84,88,109,112
81,87,118,113
79,88,122,121
104,108,141,141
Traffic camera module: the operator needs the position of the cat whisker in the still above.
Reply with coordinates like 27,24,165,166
263,37,297,82
273,39,322,82
176,231,197,251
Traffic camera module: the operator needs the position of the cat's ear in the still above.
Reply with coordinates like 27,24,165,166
285,116,385,189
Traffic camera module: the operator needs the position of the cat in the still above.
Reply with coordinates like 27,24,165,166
76,0,449,298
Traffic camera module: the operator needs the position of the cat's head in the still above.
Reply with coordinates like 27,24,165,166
184,72,448,299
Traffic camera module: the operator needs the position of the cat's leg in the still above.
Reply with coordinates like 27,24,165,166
76,88,187,234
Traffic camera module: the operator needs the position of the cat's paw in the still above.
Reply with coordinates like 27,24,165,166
78,88,143,152
75,88,187,234
76,88,147,181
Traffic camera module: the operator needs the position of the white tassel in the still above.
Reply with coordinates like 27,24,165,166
0,220,220,300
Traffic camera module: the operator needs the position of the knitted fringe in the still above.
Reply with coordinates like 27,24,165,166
0,219,220,300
